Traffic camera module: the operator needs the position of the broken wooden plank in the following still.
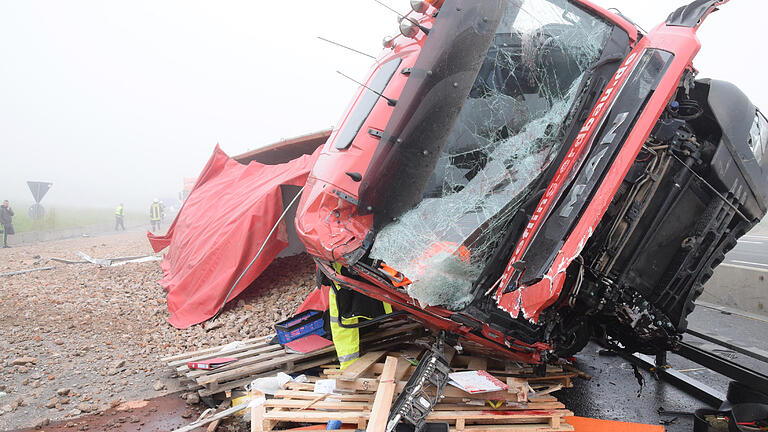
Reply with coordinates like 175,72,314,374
338,351,387,381
506,377,532,402
198,354,337,397
366,356,398,432
170,339,273,369
531,384,563,397
184,345,284,378
162,338,266,363
198,348,335,386
324,347,420,378
200,324,417,388
298,393,328,411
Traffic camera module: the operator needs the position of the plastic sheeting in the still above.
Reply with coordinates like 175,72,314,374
148,145,319,328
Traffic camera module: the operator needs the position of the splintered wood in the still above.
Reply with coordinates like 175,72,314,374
164,323,580,432
269,351,575,431
162,321,422,397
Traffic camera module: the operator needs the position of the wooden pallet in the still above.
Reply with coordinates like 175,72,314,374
163,321,422,397
165,324,583,432
257,350,576,432
260,395,573,431
321,352,574,403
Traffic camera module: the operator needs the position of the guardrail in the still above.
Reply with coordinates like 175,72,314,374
701,264,768,317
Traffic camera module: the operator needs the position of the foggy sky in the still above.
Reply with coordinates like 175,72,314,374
0,0,764,210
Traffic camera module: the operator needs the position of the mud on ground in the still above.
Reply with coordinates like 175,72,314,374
0,231,315,431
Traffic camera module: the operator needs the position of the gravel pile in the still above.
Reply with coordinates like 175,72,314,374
0,231,316,430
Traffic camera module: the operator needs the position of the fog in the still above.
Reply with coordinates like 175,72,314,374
0,0,764,212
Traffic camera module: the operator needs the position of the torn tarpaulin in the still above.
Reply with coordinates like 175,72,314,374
148,145,319,329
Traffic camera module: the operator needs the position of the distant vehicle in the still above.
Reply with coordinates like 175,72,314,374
294,0,768,363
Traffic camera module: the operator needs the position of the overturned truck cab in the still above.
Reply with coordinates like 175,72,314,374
295,0,768,363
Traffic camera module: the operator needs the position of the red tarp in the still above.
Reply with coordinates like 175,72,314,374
148,145,319,328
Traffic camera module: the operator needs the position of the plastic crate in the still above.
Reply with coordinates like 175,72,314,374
274,309,326,345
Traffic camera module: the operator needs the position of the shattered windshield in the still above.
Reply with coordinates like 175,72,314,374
369,0,612,310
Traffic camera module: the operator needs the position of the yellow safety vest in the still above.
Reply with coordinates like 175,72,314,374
328,262,392,369
150,203,161,221
115,206,125,216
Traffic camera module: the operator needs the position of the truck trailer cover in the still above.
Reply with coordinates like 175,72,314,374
148,144,319,328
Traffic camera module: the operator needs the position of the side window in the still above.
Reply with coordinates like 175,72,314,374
335,58,402,150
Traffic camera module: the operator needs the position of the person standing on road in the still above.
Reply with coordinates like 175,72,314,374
115,203,126,231
0,200,15,248
159,200,166,222
149,199,162,232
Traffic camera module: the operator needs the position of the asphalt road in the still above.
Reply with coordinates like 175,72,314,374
724,233,768,271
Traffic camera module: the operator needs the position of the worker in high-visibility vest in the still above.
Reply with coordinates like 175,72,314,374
114,203,126,231
328,262,392,369
149,198,162,232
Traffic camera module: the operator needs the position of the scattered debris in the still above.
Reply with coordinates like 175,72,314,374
1,232,315,431
164,321,421,398
51,253,161,267
49,258,88,264
76,252,160,267
165,321,580,432
171,401,253,432
0,267,55,277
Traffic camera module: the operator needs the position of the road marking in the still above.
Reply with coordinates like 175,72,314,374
731,260,768,268
743,234,768,241
739,240,765,245
721,262,768,272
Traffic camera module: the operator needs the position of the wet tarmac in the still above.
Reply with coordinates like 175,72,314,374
559,343,706,431
16,393,202,432
558,303,768,431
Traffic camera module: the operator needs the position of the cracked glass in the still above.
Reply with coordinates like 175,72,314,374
369,0,613,310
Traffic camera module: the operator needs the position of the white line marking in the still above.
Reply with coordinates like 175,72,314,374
739,240,765,245
721,263,768,273
731,260,768,268
743,234,768,240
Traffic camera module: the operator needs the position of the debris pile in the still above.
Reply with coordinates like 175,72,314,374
165,320,580,432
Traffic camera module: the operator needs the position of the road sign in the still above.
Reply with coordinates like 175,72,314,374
27,181,53,204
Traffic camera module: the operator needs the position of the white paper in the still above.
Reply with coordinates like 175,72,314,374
276,372,293,389
313,379,337,394
248,377,281,395
293,374,309,384
448,370,507,394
